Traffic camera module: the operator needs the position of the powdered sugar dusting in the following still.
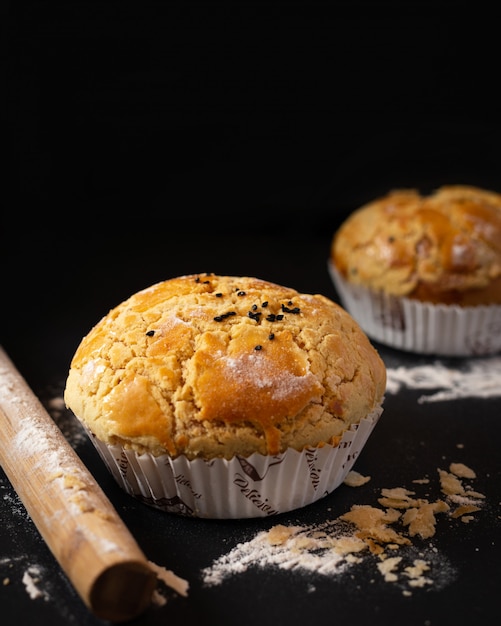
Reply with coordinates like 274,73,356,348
224,353,316,400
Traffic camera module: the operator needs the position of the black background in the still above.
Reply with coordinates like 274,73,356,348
4,0,501,384
2,2,501,625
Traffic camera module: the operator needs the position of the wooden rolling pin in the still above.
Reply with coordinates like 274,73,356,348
0,346,157,622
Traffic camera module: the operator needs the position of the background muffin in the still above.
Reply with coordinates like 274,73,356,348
64,273,386,518
329,185,501,356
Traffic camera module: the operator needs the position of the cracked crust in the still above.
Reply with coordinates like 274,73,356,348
64,274,386,459
331,185,501,305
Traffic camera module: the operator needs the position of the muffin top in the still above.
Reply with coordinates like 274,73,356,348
64,274,386,459
331,185,501,305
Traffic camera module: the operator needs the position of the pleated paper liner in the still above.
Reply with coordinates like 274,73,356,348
329,262,501,357
84,404,383,519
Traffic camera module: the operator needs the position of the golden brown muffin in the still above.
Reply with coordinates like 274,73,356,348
64,273,386,461
331,185,501,306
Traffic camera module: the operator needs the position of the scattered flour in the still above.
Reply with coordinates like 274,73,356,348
1,482,31,522
202,462,484,595
202,523,348,587
22,565,48,601
202,520,456,594
385,356,501,402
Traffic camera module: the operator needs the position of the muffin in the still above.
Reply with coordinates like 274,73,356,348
329,185,501,356
64,273,386,518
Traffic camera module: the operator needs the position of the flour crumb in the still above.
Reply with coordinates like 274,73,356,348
450,462,476,479
344,470,371,487
377,556,402,582
151,589,168,607
22,566,47,601
404,559,433,588
148,561,189,598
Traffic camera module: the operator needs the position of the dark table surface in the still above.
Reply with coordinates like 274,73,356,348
3,2,501,624
2,231,501,626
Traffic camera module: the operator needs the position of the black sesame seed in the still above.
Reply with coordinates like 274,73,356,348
276,314,284,320
254,345,262,351
266,314,276,322
262,301,268,307
248,311,262,321
281,304,300,314
251,304,258,310
214,311,237,322
216,292,223,297
269,333,275,340
237,290,246,296
146,330,155,336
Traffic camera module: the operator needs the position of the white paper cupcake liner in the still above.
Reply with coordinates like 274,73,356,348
84,405,383,519
329,262,501,357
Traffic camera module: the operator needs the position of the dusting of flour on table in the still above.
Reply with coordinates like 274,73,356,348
22,565,48,601
202,462,484,595
385,356,501,402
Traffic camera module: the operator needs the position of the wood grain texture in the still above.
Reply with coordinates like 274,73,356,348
0,346,156,622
